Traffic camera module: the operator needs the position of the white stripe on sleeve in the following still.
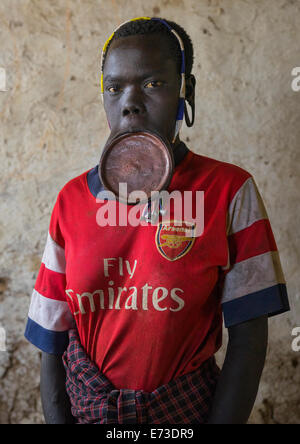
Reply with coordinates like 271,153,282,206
42,232,66,274
28,289,74,332
222,250,286,304
227,177,268,236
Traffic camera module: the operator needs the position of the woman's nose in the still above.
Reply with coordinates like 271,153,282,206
122,88,146,117
122,104,141,116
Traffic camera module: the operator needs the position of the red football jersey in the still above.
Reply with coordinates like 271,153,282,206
25,148,289,391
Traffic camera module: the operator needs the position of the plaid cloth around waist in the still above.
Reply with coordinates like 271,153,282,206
62,329,220,424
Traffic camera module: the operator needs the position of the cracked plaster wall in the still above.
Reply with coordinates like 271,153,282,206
0,0,299,424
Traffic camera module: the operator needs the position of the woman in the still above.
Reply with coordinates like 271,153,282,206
25,17,289,424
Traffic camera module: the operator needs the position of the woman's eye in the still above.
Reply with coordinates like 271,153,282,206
107,86,119,93
145,81,163,89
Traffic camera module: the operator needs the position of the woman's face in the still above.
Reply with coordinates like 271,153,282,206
102,34,181,146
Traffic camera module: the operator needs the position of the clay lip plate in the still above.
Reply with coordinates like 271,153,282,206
99,131,175,205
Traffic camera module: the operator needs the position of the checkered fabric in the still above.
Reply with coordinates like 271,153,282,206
62,329,220,424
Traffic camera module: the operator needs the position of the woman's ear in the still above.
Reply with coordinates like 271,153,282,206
184,74,196,127
185,74,196,105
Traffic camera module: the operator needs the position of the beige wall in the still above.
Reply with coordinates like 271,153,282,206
0,0,299,423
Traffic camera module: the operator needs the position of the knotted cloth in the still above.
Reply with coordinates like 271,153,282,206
62,329,220,424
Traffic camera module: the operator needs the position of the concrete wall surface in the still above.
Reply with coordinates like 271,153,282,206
0,0,299,424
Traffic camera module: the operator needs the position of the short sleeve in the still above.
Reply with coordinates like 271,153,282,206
24,195,75,354
221,176,290,328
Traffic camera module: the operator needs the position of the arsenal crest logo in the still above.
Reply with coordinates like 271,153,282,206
155,220,196,261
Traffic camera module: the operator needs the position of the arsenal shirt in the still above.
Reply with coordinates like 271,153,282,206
25,147,290,392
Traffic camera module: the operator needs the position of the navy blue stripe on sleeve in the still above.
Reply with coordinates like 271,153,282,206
222,283,290,328
24,317,69,355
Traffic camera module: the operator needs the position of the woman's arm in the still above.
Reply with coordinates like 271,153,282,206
40,351,75,424
207,315,268,424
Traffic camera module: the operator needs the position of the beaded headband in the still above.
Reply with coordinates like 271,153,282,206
100,17,186,142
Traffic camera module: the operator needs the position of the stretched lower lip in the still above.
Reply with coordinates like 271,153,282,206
111,127,145,141
116,123,152,137
112,120,164,140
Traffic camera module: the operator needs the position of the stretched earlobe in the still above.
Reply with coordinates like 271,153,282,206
184,74,196,127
